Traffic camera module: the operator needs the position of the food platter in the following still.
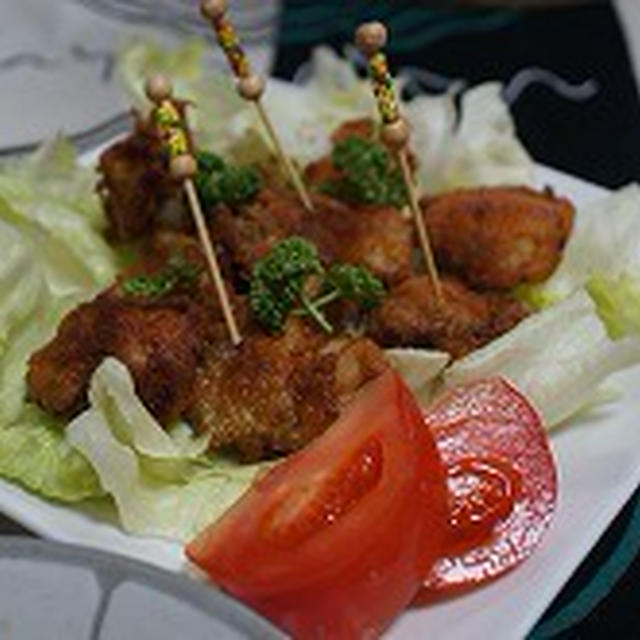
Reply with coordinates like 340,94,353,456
2,142,638,639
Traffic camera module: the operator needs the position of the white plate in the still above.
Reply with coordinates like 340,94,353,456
1,163,637,640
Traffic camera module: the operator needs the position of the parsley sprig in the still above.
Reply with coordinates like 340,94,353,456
320,136,408,208
122,254,202,298
195,151,261,208
249,237,385,333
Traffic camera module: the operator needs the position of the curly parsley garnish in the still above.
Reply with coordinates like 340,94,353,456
249,237,385,334
122,254,202,299
195,150,261,208
320,136,408,208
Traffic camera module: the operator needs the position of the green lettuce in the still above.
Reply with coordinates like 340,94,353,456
67,359,266,540
0,138,117,296
0,404,102,502
0,136,104,229
0,222,46,355
0,138,119,498
521,185,640,340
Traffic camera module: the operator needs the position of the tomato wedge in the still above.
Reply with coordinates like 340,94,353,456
418,377,557,600
186,370,448,638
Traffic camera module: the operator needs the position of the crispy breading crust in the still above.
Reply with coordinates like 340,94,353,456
187,319,389,461
368,275,529,358
421,186,574,290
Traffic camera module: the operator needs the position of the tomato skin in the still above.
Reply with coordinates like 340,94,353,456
186,370,448,638
418,377,557,600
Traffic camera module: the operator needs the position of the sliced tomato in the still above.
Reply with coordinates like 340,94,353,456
186,370,448,638
417,377,557,601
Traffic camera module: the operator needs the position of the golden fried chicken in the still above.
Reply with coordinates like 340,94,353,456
96,111,182,241
213,187,412,285
187,318,389,462
368,275,529,358
421,186,574,290
27,292,214,423
211,186,307,278
27,235,247,423
301,200,413,285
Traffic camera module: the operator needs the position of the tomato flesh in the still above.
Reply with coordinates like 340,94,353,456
418,377,557,599
186,370,448,638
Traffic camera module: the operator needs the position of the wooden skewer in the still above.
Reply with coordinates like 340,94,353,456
355,22,443,304
200,0,314,212
145,74,242,346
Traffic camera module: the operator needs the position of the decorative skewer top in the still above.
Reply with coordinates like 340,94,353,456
144,72,243,345
355,22,402,128
200,0,313,211
144,73,194,178
355,21,443,303
200,0,265,103
144,73,173,104
355,21,388,56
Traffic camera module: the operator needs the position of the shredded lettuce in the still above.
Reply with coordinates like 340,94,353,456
445,290,640,428
0,404,103,502
67,359,266,540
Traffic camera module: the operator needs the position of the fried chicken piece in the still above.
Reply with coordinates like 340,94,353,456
96,111,181,241
302,201,413,285
368,275,529,358
421,186,575,290
187,318,389,461
27,301,106,416
331,118,376,144
27,235,247,423
213,187,412,285
211,187,306,278
27,293,209,423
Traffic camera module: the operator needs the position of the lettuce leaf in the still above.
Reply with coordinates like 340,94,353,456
0,139,117,296
67,359,266,540
0,404,103,502
0,221,46,355
445,290,640,428
520,186,640,339
401,82,535,193
87,359,210,458
0,137,104,230
385,348,450,406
